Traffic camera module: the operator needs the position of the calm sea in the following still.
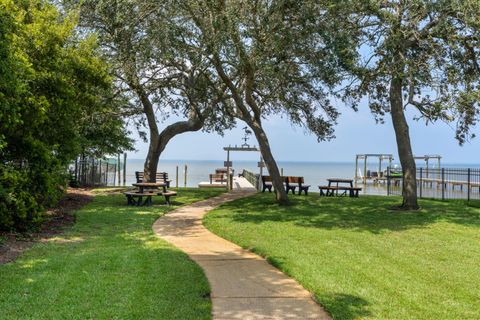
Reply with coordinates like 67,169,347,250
121,159,480,195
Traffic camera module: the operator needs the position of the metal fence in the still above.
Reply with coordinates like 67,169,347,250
70,156,121,187
387,167,480,201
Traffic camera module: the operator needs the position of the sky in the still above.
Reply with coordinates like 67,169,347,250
126,103,480,164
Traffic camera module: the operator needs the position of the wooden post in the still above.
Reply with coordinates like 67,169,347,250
426,158,429,179
438,158,441,181
123,153,127,186
259,156,263,191
378,158,382,177
184,164,187,188
226,149,231,191
176,165,179,188
281,168,284,176
355,155,358,182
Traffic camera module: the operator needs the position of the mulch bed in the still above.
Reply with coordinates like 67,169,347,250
0,188,93,265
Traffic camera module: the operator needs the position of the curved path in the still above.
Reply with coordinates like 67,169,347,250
152,190,330,320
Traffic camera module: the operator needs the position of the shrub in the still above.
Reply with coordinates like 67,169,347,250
0,165,42,231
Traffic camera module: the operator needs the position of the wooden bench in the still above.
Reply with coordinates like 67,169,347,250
124,190,177,206
261,175,273,192
209,173,226,184
286,176,311,195
162,191,178,205
318,186,362,197
135,171,172,187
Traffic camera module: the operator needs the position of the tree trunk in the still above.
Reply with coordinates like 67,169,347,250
144,135,161,182
250,122,289,204
390,77,419,210
143,112,204,183
127,68,206,183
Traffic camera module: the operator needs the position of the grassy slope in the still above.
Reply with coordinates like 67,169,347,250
0,188,224,320
204,194,480,320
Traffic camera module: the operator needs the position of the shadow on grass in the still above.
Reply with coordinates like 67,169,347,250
214,194,480,233
265,254,371,319
319,293,371,320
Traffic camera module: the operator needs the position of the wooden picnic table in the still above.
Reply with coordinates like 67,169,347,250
319,178,361,197
126,182,175,206
327,178,354,188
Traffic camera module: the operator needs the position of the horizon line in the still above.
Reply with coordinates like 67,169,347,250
123,158,479,165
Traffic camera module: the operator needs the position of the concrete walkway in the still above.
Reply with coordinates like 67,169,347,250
152,190,330,320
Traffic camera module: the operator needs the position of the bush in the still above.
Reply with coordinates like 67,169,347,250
0,164,66,232
0,165,40,231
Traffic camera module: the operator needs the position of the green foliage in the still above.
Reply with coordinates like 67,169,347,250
0,0,133,231
74,0,236,137
0,166,40,230
341,1,480,142
170,0,347,141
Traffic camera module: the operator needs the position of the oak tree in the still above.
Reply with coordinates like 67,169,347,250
343,0,480,209
74,0,234,182
170,0,347,203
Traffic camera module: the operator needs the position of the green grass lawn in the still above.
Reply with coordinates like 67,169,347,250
0,188,224,320
204,194,480,320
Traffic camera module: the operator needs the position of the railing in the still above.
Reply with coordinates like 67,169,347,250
242,169,260,190
387,167,480,201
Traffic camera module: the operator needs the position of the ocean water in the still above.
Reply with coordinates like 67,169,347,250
124,159,356,187
121,159,480,195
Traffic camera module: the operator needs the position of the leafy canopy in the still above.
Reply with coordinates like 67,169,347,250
0,0,132,230
342,0,480,143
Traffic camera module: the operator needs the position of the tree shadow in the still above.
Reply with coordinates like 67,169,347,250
319,293,371,320
216,194,480,233
265,255,371,319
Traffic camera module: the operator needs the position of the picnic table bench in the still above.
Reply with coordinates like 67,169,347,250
318,178,362,198
210,173,226,184
124,182,176,206
261,175,274,193
135,171,172,187
318,186,362,197
286,176,311,195
262,175,311,195
124,190,177,206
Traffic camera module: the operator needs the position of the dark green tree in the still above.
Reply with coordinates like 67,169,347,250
169,0,348,203
342,0,480,209
71,0,235,182
0,0,132,230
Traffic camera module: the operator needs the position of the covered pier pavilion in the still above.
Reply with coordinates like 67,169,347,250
355,154,442,182
414,155,442,178
355,154,394,184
